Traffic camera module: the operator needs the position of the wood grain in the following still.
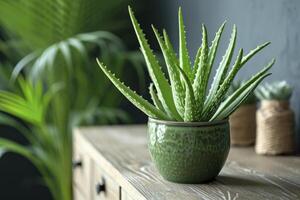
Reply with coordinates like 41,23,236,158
121,190,135,200
73,133,92,199
74,186,87,200
91,159,120,200
74,125,300,200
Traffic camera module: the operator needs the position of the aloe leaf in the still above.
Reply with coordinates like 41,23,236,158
163,29,179,67
202,48,243,120
177,67,196,121
195,22,224,108
208,21,226,72
128,6,181,120
192,47,201,79
178,7,192,79
241,42,270,66
212,42,270,80
193,24,208,112
211,73,271,121
218,49,244,92
149,83,165,112
205,25,237,107
152,26,185,118
210,58,275,120
97,59,169,120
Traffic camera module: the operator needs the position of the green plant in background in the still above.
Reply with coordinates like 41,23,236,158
0,30,24,91
0,62,14,90
255,81,292,101
97,6,275,122
0,0,136,51
0,78,71,200
0,1,144,200
0,0,144,126
229,81,257,105
11,31,144,126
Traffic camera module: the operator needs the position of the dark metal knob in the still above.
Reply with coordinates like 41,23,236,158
96,178,106,195
72,160,82,168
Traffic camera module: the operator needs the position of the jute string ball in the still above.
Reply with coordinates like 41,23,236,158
229,104,256,146
255,100,295,155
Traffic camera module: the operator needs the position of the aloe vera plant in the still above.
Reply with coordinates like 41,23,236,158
97,6,275,122
255,81,292,101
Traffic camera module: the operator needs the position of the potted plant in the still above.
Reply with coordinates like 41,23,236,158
97,6,275,183
255,81,295,155
229,81,257,146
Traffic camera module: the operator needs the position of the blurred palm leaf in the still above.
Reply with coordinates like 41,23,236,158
10,30,144,125
0,62,14,90
0,1,145,200
0,78,71,200
0,0,145,125
0,0,135,51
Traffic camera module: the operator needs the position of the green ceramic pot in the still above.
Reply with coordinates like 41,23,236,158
147,118,230,183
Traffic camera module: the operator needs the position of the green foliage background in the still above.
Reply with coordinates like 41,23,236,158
0,1,145,200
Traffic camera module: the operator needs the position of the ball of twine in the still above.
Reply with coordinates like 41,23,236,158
229,104,256,146
255,100,295,155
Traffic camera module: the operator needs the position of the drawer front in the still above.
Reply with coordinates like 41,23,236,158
91,160,120,200
74,186,87,200
121,190,135,200
73,137,92,198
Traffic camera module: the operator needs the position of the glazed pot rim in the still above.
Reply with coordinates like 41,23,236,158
148,117,228,127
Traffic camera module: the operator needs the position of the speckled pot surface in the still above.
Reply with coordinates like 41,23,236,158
147,118,230,183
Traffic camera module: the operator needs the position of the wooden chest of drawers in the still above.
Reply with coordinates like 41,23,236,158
73,125,300,200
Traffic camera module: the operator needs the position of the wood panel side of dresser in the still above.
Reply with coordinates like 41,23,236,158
73,127,147,200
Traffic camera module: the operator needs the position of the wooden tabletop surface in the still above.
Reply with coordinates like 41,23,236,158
75,125,300,200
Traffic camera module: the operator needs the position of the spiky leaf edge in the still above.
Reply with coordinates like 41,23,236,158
202,48,244,120
193,24,209,113
128,6,181,120
178,7,192,80
177,67,197,121
211,58,275,120
149,83,165,112
211,73,271,121
152,26,185,119
204,25,237,108
97,59,169,120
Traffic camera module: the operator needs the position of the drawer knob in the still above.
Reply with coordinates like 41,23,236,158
72,160,82,168
96,178,106,195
